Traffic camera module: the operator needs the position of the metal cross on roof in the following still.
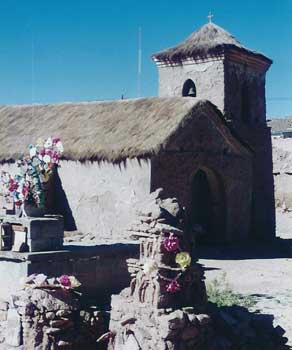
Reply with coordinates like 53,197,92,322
207,12,214,23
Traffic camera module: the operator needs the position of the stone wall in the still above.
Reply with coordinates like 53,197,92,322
0,244,138,302
0,158,151,240
0,285,108,350
158,59,225,111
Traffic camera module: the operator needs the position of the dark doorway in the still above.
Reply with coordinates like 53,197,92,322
189,168,225,243
182,79,196,97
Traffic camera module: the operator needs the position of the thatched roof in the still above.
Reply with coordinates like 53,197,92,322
0,97,235,163
152,22,272,64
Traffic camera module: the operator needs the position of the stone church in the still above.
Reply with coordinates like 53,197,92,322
0,21,275,242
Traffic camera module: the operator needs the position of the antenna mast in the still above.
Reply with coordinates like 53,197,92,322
137,27,142,98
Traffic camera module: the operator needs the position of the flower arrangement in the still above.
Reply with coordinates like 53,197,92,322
22,273,81,290
0,137,63,211
142,232,192,294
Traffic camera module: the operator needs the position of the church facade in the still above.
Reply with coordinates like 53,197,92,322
0,22,275,242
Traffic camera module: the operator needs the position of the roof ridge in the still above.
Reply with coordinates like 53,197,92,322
152,22,271,64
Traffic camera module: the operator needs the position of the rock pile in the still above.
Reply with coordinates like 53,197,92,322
209,304,289,350
0,274,107,350
109,189,213,350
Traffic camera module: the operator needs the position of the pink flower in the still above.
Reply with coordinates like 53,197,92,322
52,137,60,145
8,179,18,192
51,151,59,163
163,235,180,252
39,149,46,157
58,275,71,289
166,280,181,293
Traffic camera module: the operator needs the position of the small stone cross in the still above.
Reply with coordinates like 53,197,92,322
207,12,214,23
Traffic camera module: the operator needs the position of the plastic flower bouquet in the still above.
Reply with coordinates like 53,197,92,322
0,137,63,215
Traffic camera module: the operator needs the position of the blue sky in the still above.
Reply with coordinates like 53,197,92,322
0,0,291,117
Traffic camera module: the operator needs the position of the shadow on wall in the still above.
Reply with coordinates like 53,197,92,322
52,169,77,231
197,237,292,260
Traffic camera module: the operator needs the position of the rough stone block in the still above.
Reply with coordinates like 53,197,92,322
5,308,22,347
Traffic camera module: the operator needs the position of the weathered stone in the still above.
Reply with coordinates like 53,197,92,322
120,316,136,326
160,310,186,330
34,273,48,285
45,327,61,335
5,308,22,347
56,309,72,318
45,311,56,320
80,310,91,322
50,318,72,328
181,326,199,340
196,314,211,326
187,313,198,325
58,340,72,347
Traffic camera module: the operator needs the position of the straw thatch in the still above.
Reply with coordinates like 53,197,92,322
152,23,271,64
0,97,224,163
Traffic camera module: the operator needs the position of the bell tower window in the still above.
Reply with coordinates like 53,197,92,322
182,79,197,97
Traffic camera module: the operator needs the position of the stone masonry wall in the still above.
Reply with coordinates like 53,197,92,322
108,190,214,350
0,284,107,350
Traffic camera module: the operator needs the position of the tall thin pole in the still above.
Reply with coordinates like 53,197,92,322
31,33,35,117
137,27,142,98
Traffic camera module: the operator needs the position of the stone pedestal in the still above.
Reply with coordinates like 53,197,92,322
110,292,213,350
0,215,64,252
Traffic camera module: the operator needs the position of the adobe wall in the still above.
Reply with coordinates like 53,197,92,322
236,126,275,239
274,174,292,208
151,151,252,242
158,59,225,111
150,109,253,242
0,158,151,240
224,60,267,124
272,137,292,209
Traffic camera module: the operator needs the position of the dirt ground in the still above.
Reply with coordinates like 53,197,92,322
199,208,292,345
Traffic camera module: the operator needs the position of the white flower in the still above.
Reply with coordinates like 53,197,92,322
44,137,53,148
56,141,64,153
43,155,51,164
143,259,158,276
29,147,37,158
31,157,40,167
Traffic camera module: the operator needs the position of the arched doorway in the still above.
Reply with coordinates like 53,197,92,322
182,79,196,97
189,168,225,243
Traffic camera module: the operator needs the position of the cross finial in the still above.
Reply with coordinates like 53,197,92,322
207,12,214,23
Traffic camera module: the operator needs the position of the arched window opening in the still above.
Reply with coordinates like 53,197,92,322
182,79,196,97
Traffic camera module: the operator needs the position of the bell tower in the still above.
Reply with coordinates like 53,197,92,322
151,21,272,127
152,20,275,240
